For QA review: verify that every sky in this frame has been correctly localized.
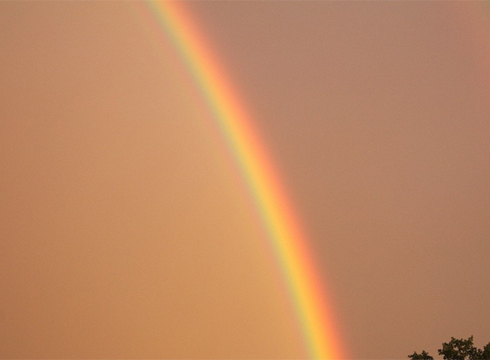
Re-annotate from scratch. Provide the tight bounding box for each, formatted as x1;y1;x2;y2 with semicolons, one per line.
1;1;490;359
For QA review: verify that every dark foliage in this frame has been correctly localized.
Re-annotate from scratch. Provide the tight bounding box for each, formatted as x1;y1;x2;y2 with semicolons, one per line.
409;336;490;360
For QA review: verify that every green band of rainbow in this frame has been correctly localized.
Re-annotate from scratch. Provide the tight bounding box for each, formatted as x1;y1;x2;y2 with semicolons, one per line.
144;2;345;358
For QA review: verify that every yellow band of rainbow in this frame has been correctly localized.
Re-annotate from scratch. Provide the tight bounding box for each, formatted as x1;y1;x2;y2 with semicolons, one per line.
145;2;345;358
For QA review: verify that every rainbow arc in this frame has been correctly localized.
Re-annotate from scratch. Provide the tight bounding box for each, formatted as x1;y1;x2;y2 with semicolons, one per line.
145;2;346;358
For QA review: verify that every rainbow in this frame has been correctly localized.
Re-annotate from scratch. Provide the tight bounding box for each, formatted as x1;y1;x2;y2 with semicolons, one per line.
143;1;345;358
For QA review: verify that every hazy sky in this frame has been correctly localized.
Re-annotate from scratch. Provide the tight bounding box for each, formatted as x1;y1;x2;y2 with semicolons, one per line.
1;1;489;359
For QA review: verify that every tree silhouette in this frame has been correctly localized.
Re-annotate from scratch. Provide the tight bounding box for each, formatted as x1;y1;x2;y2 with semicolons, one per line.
409;336;490;360
408;350;434;360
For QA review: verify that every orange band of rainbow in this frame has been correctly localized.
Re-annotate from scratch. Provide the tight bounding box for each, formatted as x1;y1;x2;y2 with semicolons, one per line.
144;2;345;358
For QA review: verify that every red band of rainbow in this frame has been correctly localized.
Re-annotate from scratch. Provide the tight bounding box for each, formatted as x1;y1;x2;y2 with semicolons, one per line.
144;2;346;358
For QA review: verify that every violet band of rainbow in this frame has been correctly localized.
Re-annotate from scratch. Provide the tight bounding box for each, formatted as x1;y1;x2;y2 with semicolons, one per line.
144;2;345;358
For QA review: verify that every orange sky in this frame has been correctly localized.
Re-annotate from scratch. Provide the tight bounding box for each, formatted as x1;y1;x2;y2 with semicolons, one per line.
1;1;490;359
